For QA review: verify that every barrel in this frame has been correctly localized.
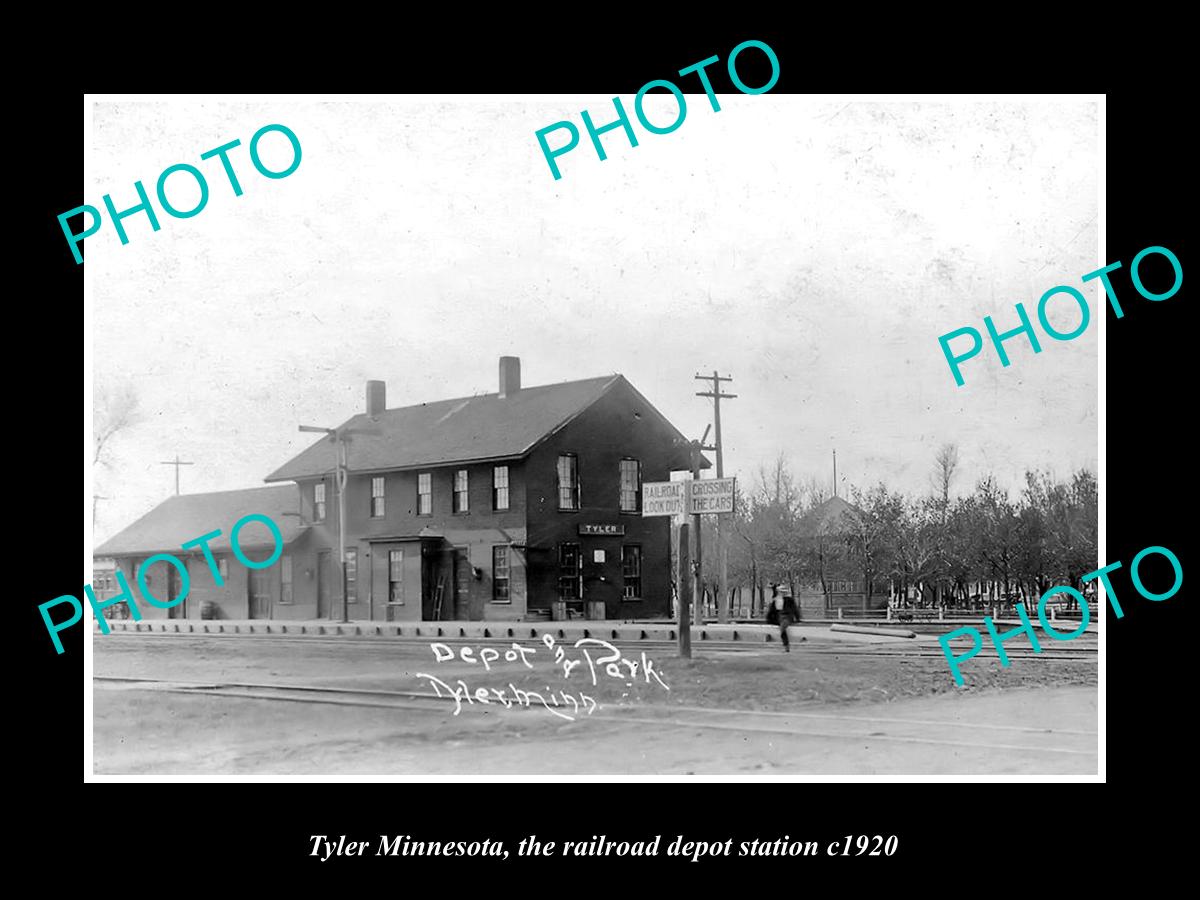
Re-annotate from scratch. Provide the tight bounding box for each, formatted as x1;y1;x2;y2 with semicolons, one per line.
200;600;218;620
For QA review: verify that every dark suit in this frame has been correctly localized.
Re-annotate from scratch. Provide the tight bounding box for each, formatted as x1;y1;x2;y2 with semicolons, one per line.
766;596;800;648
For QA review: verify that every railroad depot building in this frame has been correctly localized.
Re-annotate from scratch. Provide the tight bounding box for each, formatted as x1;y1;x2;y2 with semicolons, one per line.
96;358;698;622
93;485;309;621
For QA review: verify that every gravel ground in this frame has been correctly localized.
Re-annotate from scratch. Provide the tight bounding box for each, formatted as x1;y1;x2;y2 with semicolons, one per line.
92;634;1098;775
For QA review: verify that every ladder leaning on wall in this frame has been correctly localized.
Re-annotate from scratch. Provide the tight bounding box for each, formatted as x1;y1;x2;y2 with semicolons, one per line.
431;574;446;621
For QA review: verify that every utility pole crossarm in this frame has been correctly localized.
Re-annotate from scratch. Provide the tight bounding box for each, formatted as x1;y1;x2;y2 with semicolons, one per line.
693;370;736;624
159;454;195;495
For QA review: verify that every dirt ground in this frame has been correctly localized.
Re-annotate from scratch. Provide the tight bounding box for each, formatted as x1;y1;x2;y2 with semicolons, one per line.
92;632;1098;776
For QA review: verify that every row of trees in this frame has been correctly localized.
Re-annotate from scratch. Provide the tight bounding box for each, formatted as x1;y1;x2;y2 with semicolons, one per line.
688;444;1098;617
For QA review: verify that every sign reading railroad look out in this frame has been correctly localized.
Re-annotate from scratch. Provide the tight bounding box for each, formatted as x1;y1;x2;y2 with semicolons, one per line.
642;478;736;517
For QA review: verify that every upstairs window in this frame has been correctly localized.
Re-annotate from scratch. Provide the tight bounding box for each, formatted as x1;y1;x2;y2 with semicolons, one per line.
314;482;326;522
417;473;432;516
370;476;385;517
453;469;469;513
493;466;510;511
619;458;641;512
557;453;579;510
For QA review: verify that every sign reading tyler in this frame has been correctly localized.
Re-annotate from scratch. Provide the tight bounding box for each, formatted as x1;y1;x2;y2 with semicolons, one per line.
579;523;625;536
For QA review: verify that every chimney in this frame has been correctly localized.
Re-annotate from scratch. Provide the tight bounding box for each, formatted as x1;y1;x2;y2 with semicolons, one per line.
366;380;386;417
499;356;521;399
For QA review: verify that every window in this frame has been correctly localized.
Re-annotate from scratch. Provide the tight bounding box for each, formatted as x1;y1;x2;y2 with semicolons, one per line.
371;476;385;517
417;473;432;516
314;482;327;522
622;545;642;599
280;555;293;604
493;466;510;511
558;542;581;600
453;469;469;513
344;548;358;602
619;458;641;512
493;546;511;604
557;453;580;510
388;549;404;604
218;557;229;579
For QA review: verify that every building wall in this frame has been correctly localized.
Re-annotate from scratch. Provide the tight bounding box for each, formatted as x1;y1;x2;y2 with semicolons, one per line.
110;551;254;621
796;580;890;617
107;532;317;622
293;463;530;621
524;380;677;619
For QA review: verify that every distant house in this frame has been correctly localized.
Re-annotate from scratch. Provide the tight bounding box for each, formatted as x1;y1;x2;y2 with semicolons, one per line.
264;357;699;622
93;485;308;620
793;495;888;616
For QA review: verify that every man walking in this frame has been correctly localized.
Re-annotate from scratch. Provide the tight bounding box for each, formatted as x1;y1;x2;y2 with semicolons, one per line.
767;584;800;651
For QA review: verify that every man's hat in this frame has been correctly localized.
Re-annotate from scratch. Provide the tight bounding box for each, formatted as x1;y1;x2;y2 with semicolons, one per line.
779;585;793;597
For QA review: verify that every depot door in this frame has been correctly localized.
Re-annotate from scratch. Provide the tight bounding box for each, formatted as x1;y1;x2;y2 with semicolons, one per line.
167;563;186;619
248;569;271;619
317;550;331;618
453;547;479;620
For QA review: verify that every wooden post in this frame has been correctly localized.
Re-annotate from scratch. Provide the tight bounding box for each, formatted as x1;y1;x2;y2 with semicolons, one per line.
690;440;703;628
678;522;692;658
696;372;736;624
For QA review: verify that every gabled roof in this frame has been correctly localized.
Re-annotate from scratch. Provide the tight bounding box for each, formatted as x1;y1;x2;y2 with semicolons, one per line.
265;374;674;482
94;485;304;557
795;495;862;538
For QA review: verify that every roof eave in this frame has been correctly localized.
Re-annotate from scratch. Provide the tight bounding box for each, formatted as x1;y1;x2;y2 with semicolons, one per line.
264;452;530;484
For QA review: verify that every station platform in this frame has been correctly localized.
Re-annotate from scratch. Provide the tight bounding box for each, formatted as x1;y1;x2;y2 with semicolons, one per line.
93;617;929;645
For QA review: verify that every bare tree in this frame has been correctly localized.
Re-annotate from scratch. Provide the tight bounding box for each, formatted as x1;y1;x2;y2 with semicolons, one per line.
754;451;800;511
932;442;960;506
94;382;142;467
798;474;830;512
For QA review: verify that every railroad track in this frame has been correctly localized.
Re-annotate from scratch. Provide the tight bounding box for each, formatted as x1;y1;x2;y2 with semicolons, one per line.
94;675;1098;758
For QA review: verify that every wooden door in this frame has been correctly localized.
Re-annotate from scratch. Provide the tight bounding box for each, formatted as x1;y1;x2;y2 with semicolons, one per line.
248;569;271;619
167;563;186;619
317;550;331;618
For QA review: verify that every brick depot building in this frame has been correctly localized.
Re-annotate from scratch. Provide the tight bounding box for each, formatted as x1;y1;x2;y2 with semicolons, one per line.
96;358;699;622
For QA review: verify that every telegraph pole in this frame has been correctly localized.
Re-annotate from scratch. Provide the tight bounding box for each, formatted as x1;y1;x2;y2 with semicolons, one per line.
299;423;381;623
159;454;194;495
696;371;736;622
690;425;716;626
678;520;692;659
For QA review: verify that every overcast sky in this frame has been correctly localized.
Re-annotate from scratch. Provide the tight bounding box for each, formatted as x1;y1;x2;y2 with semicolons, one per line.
87;96;1099;542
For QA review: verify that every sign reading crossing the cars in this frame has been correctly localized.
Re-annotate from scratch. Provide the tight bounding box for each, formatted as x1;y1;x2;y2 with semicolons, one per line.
688;477;735;514
642;478;736;516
